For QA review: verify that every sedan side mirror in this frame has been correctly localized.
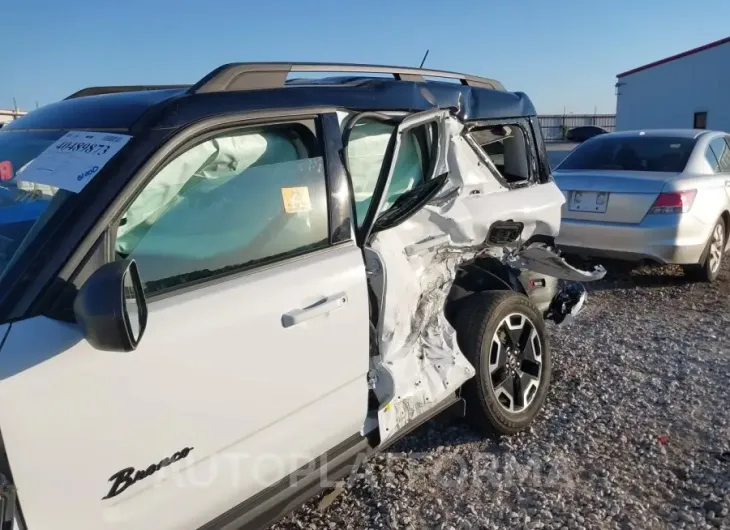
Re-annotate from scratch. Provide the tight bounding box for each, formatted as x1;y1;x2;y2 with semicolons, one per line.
73;259;148;352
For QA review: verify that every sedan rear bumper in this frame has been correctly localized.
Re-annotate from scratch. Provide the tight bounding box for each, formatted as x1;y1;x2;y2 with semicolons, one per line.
555;213;712;265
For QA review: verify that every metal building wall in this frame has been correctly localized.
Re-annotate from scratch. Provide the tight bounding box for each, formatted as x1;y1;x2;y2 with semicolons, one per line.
615;41;730;132
0;110;26;125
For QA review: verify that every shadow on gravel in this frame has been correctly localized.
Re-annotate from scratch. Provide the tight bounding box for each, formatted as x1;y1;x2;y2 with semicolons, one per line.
589;271;694;292
564;255;725;292
387;416;486;454
386;413;520;459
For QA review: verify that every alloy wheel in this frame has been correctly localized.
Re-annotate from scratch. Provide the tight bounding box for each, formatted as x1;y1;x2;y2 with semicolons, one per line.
708;222;725;274
488;313;542;414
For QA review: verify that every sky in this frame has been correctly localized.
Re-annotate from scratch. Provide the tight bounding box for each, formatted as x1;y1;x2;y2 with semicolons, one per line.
3;0;730;115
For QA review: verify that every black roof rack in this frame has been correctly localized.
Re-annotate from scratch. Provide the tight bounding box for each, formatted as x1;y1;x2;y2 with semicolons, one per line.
65;85;190;100
189;62;505;94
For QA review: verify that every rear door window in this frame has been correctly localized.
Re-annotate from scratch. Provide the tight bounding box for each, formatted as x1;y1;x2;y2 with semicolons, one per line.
343;109;449;240
345;117;429;228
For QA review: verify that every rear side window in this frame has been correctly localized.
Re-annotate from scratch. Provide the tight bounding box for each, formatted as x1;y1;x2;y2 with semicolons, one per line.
706;137;730;173
469;124;534;184
116;122;329;295
558;136;696;172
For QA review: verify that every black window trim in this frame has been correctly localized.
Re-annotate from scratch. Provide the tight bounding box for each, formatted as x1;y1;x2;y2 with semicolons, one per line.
132;243;355;304
340;111;402;240
35;107;353;314
528;116;553;183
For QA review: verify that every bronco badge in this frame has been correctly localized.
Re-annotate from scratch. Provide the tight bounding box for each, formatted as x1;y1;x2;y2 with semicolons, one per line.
102;446;194;500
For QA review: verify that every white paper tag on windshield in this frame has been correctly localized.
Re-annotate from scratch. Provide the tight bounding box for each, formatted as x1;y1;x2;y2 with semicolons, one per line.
16;131;132;193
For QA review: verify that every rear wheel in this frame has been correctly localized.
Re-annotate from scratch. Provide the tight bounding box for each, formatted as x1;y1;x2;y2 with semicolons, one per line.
685;217;725;282
455;291;552;436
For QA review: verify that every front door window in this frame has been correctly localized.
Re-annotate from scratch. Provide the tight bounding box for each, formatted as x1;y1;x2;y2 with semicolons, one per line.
116;124;329;295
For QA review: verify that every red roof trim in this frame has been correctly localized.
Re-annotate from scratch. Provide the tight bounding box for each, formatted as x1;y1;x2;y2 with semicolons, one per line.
616;36;730;78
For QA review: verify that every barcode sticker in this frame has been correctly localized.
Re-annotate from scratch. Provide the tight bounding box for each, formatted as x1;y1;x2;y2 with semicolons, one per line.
16;131;132;193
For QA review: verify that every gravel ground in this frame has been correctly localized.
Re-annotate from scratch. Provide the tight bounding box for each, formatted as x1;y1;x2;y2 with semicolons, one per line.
270;260;730;530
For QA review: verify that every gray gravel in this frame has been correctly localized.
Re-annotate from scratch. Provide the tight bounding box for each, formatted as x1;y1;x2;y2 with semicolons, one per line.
270;260;730;530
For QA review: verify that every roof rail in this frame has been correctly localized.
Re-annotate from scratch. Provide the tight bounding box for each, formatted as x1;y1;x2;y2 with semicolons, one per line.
189;62;505;94
65;85;190;100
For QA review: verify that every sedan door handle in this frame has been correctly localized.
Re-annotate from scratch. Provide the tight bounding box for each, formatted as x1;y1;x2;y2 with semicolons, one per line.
725;180;730;188
281;292;348;328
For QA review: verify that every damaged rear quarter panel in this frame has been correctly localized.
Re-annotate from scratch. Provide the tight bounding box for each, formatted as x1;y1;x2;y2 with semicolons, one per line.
507;243;607;282
366;115;575;443
364;111;605;444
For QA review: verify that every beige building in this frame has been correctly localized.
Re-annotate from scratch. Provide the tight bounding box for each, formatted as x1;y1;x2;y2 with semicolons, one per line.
0;109;27;126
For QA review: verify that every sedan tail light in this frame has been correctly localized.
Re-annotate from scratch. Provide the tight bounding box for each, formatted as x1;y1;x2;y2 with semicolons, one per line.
649;190;697;214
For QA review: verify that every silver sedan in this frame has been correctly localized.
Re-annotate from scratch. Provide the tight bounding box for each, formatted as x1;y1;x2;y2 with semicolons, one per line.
553;129;730;281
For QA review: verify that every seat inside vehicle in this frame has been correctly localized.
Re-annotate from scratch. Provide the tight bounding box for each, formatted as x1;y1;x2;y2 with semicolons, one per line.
471;125;530;184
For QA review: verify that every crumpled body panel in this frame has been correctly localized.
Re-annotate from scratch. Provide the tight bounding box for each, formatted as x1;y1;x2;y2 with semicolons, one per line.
368;229;476;438
506;242;606;281
368;116;600;442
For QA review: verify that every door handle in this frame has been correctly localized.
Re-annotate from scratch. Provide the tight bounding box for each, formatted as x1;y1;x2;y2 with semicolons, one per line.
725;180;730;188
281;292;348;328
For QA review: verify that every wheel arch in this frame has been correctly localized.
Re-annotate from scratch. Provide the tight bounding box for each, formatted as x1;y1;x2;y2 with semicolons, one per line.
445;256;526;321
721;210;730;247
698;212;730;265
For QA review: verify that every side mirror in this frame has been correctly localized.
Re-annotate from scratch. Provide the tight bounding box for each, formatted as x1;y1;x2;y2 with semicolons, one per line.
73;259;148;352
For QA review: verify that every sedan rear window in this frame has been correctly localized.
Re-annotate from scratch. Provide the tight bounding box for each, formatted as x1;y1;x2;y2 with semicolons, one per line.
558;136;696;172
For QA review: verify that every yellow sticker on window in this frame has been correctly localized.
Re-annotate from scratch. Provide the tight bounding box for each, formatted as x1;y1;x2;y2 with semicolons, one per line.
281;186;312;213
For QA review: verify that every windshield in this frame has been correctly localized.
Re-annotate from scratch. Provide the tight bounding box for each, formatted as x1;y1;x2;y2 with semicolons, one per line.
0;131;73;276
557;135;696;172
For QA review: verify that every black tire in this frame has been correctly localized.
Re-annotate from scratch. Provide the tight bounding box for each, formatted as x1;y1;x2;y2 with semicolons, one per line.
454;291;552;436
684;217;726;283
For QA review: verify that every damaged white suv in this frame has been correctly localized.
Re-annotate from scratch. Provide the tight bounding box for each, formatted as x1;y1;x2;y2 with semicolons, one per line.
0;63;604;530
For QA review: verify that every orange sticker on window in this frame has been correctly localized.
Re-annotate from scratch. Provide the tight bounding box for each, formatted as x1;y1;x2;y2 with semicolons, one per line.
281;186;312;214
0;161;13;181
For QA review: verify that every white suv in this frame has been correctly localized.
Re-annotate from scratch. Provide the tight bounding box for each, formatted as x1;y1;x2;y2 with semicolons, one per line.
0;63;604;530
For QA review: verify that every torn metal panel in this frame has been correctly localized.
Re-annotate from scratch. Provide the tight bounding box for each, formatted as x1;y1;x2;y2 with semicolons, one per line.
506;242;606;281
368;228;476;441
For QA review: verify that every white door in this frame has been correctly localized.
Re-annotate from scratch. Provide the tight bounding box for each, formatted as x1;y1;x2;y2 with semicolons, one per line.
0;120;370;529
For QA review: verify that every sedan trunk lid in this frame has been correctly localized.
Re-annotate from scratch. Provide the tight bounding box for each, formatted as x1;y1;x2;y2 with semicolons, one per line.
553;169;680;224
